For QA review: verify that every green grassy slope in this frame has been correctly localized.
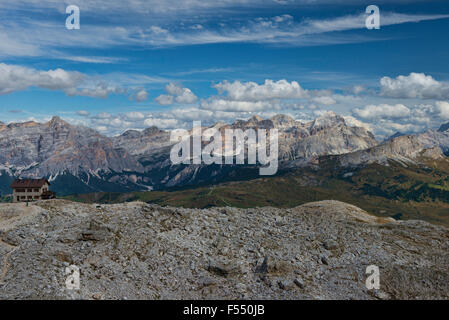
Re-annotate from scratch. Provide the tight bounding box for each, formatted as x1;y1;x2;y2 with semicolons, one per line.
65;159;449;227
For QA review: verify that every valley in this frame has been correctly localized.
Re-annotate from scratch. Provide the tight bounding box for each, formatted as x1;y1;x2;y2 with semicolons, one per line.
67;159;449;227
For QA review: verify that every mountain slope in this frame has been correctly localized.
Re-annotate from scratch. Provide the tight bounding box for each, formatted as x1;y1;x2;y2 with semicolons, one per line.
0;117;147;195
0;116;142;175
336;128;449;167
109;112;378;189
66;159;449;227
4;112;449;197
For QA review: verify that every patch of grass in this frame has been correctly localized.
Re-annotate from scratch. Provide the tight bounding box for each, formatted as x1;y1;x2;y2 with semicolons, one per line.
64;160;449;227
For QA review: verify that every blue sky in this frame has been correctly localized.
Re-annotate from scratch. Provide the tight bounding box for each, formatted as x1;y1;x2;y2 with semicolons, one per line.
1;0;449;138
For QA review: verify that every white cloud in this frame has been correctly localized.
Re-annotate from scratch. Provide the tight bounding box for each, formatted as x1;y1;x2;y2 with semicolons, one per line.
127;12;449;48
149;26;169;34
76;110;90;117
134;89;148;102
144;117;179;129
167;83;197;104
380;73;449;99
155;83;197;105
190;24;204;30
0;32;41;57
0;63;124;98
353;104;411;120
352;85;365;95
213;79;306;101
155;94;174;105
200;98;281;112
311;96;336;105
62;56;127;64
436;101;449;119
347;100;449;137
373;120;424;137
94;112;112;119
1;4;448;60
65;84;124;99
0;63;84;95
125;112;145;120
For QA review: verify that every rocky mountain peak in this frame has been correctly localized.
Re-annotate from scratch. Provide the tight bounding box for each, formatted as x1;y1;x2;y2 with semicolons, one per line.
0;116;143;182
230;115;273;130
47;116;70;129
270;114;296;127
143;126;165;136
309;111;346;134
7;120;38;129
249;114;263;122
0;112;381;193
121;129;141;138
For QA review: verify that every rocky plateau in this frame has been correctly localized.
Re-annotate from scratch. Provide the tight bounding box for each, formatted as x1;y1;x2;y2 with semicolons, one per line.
0;199;448;300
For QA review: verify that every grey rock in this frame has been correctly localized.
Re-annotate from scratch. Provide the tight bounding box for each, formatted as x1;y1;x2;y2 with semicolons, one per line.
320;255;329;265
294;278;305;289
323;240;338;250
0;199;448;300
278;280;295;291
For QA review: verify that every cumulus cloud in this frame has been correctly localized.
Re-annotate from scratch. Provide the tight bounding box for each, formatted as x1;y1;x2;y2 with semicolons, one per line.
311;96;336;105
76;110;90;117
0;63;123;98
155;83;197;105
0;63;83;95
133;89;148;102
373;120;424;137
206;79;337;113
352;85;365;95
125;112;145;120
436;101;449;119
347;100;449;138
213;79;307;101
144;117;179;129
200;99;281;112
93;112;112;119
167;83;197;104
155;94;174;105
353;104;411;120
380;73;449;99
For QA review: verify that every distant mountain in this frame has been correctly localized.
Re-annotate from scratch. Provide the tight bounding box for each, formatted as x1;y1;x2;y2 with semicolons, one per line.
332;128;449;168
0;116;147;195
110;111;378;189
2;111;439;196
226;112;378;162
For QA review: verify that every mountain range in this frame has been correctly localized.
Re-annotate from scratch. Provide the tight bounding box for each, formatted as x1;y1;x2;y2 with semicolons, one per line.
1;111;449;198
